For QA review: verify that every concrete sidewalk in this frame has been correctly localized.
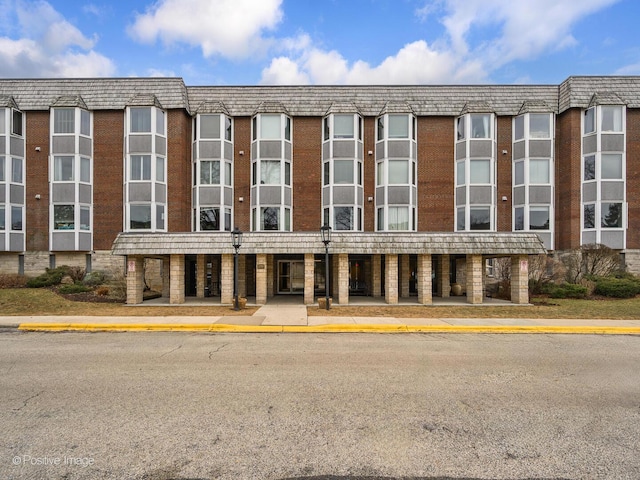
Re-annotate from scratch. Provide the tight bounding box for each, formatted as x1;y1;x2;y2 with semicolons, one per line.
1;303;640;334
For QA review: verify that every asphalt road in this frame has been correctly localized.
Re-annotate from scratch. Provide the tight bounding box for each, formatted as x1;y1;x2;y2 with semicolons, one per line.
1;331;639;480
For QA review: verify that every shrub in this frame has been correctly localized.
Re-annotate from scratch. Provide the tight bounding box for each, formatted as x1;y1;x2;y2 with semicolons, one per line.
26;267;67;288
83;271;107;287
547;283;588;299
593;277;640;298
58;284;92;294
95;286;109;296
0;274;28;288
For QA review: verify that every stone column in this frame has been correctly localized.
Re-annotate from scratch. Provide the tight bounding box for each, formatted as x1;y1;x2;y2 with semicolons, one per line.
372;254;382;297
332;254;339;301
304;253;315;305
255;253;267;305
220;254;234;305
266;255;274;298
417;254;433;305
169;254;185;304
126;256;145;305
385;254;398;304
238;254;246;298
337;253;349;305
466;254;483;304
438;254;450;298
162;256;170;299
511;255;529;304
196;254;205;298
400;254;410;298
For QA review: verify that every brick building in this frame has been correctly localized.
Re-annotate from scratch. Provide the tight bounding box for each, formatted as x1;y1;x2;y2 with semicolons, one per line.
1;76;638;305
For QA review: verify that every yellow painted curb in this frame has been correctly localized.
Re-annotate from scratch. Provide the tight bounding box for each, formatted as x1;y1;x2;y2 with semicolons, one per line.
16;323;640;335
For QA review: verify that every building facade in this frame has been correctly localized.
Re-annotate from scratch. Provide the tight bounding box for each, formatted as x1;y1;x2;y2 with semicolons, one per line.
1;76;639;305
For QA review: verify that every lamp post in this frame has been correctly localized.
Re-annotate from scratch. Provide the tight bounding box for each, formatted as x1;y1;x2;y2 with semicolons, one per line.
231;227;243;311
320;223;332;310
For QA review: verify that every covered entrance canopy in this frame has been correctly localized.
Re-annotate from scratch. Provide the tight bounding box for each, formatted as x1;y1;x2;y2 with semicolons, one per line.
112;232;546;305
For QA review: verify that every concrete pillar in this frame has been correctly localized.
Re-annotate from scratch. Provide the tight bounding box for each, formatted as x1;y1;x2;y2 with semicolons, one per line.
385;254;398;304
511;255;530;304
400;254;410;298
417;254;433;305
238;254;246;298
221;254;234;305
337;253;349;305
162;256;170;299
466;254;483;304
304;253;315;305
196;254;205;298
255;253;267;305
438;254;450;298
169;254;185;304
372;254;382;297
126;256;145;305
266;255;274;298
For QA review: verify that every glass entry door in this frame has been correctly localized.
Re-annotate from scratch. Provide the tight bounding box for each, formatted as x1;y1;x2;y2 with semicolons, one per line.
278;260;305;294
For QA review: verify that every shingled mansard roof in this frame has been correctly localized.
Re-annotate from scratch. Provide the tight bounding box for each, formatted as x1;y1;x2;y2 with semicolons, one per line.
112;232;546;257
0;76;639;117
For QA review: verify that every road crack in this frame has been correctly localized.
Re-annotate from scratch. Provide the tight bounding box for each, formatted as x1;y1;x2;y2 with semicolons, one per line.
160;344;182;357
208;343;229;359
13;390;44;412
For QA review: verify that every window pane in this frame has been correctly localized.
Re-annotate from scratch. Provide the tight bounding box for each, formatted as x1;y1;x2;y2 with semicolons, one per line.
208;208;223;232
54;156;74;181
376;162;384;185
456;117;465;141
377;208;384;230
54;205;75;230
130;108;151;133
156;110;165;135
334;160;353;184
80;206;90;230
200;115;220;139
388;115;409;138
334;206;353;230
156;157;165;183
261;161;280;184
224;162;232;186
261;207;279;230
285;162;290;185
334;115;354;139
529;159;549;184
601;154;622;179
12;157;22;183
323;162;329;185
0;206;4;230
514;161;524;185
225;116;232;141
584;155;595;181
260;115;281;139
377;117;384;141
388;206;409;230
456;207;465;230
471;114;490;138
11;206;22;230
601;106;622;132
224;208;231;231
323;117;329;141
470;207;490;230
80;157;90;183
284;116;291;141
529;206;549;230
156;204;164;230
80;110;90;136
514;115;524;141
130;205;151;229
514;207;524;231
0;108;5;134
584;108;595;134
456;161;465;186
0;156;4;182
530;114;550;138
54;108;75;134
12;110;22;136
470;159;490;184
601;203;622;228
131;155;151;180
388;160;409;184
200;161;219;184
583;204;595;229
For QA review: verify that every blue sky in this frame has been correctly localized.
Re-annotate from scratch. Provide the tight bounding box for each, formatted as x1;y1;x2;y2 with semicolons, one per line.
0;0;638;85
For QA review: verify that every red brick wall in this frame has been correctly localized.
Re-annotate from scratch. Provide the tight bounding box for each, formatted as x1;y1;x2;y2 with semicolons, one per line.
93;110;124;250
233;117;251;231
167;109;191;232
292;117;321;231
496;116;512;231
25;111;50;251
418;116;454;231
363;117;376;231
627;109;640;249
555;109;582;250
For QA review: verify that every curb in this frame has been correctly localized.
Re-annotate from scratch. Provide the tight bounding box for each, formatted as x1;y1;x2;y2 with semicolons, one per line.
16;323;640;335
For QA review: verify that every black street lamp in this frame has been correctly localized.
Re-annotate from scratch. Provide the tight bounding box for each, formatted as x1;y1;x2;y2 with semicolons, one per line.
320;223;332;310
231;227;243;311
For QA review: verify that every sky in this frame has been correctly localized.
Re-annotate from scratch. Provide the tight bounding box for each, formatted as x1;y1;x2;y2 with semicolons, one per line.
0;0;638;86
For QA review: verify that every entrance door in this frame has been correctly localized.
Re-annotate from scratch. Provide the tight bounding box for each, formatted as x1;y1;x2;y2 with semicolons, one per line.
278;260;305;294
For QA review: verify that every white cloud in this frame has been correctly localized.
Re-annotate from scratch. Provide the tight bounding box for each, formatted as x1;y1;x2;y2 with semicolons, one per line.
128;0;284;59
0;1;115;77
615;63;640;75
